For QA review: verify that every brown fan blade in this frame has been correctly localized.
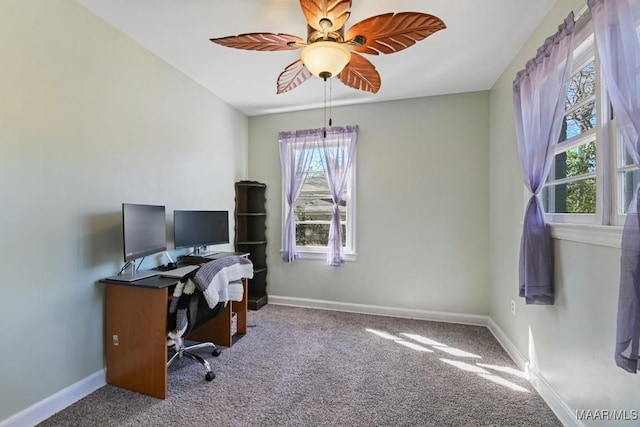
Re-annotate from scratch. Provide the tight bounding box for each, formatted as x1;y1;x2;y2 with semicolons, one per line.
299;0;352;33
210;33;304;51
277;60;313;94
346;12;446;55
337;52;381;94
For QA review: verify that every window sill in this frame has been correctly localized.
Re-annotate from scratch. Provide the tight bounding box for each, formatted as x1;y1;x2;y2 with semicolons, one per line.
280;249;357;262
547;222;622;248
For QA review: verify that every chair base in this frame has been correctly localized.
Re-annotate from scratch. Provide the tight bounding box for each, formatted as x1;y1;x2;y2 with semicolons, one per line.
168;340;221;381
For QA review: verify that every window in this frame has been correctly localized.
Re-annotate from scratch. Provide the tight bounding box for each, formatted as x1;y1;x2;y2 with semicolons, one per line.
540;15;628;247
542;23;602;224
281;132;357;261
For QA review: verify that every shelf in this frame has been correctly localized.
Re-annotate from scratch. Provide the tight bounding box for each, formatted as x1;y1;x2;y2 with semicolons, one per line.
236;181;266;188
235;180;268;310
248;295;268;310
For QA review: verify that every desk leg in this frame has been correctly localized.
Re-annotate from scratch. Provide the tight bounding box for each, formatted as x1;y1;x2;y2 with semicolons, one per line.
105;285;168;399
234;278;248;334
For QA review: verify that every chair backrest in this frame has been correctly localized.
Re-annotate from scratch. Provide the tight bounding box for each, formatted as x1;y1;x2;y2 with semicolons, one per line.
167;288;225;335
187;291;225;334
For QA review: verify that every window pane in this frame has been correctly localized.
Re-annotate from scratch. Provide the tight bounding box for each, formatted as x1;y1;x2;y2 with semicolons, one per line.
560;101;596;142
296;170;347;223
547;141;596;182
542;177;596;213
622;147;636;167
559;60;596;143
294;198;346;222
296;223;346;246
299;172;347;199
621;169;640;213
566;61;595;108
300;171;329;196
294;169;347;247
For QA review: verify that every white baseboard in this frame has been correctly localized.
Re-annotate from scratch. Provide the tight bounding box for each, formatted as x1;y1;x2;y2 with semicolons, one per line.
487;317;530;371
268;295;490;326
0;370;105;427
529;370;583;427
487;318;582;427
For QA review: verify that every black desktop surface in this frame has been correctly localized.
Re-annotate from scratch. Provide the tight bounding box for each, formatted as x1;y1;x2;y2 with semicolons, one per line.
99;274;179;289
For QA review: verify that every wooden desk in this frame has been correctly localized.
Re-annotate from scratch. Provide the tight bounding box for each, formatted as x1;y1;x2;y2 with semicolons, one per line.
101;259;248;399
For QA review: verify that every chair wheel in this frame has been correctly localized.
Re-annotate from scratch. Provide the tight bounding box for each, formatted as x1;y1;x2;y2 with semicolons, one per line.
205;372;215;381
212;348;222;357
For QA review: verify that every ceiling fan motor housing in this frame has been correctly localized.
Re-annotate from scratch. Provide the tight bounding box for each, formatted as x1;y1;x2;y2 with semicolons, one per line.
306;24;345;44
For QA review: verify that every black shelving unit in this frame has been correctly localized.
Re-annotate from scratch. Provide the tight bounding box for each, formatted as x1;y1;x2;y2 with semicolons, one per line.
234;181;268;310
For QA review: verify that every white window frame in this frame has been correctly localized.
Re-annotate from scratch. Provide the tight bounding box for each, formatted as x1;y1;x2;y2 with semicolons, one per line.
280;139;357;261
544;20;602;225
536;13;626;248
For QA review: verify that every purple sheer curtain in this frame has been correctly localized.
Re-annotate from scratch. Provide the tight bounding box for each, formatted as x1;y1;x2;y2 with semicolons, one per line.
318;125;358;266
278;129;319;262
589;0;640;373
513;13;575;305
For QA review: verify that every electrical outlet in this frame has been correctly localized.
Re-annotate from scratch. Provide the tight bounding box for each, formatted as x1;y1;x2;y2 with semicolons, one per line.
510;300;516;315
112;335;119;346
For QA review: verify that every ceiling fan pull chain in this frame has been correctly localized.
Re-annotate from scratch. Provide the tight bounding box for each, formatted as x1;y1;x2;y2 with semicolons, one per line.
329;77;333;127
323;77;327;139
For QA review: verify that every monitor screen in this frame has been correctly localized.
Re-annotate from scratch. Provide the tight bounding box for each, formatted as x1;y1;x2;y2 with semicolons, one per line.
173;210;229;250
122;203;167;262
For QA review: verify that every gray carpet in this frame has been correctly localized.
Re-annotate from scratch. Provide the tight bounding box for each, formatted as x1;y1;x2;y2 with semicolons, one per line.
39;304;560;426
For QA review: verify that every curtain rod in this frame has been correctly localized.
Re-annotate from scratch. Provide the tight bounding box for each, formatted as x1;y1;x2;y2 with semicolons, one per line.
574;4;591;33
575;4;590;21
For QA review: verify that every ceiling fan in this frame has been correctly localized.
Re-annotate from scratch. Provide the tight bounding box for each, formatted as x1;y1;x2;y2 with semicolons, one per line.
210;0;446;95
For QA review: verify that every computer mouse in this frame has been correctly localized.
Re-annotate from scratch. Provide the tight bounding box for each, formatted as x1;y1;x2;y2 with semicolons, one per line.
167;262;177;269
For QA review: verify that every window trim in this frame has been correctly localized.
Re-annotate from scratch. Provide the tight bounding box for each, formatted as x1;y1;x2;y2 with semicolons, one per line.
548;222;622;248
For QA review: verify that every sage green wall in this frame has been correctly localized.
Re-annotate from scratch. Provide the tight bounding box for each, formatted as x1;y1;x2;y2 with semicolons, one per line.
248;92;490;315
0;0;247;420
489;0;640;421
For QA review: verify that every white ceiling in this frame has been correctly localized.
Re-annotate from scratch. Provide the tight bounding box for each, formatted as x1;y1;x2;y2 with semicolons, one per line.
77;0;557;116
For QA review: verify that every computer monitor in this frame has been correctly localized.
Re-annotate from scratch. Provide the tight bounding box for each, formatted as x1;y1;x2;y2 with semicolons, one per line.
173;210;229;251
122;203;167;262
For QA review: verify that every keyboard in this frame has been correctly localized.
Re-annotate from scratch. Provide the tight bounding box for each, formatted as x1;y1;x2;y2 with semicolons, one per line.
160;265;200;278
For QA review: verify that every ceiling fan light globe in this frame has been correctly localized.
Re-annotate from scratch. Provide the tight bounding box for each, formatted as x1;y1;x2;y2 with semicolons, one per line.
301;41;351;78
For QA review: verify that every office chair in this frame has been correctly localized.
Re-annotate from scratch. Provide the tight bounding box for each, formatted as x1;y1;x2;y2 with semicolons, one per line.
167;278;225;381
167;257;251;381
